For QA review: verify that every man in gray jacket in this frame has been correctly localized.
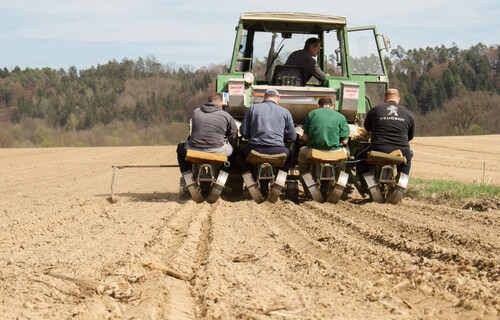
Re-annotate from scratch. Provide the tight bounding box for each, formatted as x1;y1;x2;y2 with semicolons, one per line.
239;89;296;175
177;93;238;173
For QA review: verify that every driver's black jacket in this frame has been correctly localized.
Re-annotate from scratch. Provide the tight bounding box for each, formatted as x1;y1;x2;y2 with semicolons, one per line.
285;49;325;82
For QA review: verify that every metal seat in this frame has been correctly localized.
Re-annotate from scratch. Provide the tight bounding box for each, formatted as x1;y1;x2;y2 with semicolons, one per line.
271;65;304;86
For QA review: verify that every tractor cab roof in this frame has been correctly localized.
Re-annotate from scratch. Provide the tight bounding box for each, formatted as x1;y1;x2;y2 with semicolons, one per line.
239;12;346;33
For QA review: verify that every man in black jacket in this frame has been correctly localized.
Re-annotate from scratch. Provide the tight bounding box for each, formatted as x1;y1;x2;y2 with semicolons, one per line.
285;37;326;83
356;88;415;178
177;93;238;173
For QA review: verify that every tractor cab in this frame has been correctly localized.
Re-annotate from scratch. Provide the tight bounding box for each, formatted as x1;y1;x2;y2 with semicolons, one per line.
217;12;390;125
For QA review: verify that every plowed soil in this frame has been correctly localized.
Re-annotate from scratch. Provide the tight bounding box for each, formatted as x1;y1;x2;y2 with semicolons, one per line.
1;135;499;319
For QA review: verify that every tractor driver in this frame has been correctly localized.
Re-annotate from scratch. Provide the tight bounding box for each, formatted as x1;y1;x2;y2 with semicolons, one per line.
239;88;296;177
298;97;350;174
355;88;415;184
176;92;238;173
285;37;327;83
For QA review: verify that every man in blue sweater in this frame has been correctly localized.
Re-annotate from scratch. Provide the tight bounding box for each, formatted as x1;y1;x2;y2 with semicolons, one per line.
239;89;296;175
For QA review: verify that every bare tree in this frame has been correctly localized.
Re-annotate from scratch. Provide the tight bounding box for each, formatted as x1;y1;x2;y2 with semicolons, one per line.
443;92;488;134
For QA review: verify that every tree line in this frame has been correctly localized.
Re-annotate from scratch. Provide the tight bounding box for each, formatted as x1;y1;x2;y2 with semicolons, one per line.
0;44;499;147
0;56;219;129
385;43;499;135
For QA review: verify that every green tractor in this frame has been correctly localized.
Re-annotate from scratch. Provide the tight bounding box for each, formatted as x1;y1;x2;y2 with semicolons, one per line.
217;12;391;202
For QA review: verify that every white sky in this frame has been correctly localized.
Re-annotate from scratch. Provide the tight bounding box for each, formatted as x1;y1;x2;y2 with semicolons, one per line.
0;0;498;70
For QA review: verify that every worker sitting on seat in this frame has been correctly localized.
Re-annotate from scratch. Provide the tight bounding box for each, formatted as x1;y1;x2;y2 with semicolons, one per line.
177;92;238;173
239;89;296;177
355;88;415;180
298;98;350;174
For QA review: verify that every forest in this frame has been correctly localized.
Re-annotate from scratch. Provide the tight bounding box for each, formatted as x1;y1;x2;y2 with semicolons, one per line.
0;43;499;147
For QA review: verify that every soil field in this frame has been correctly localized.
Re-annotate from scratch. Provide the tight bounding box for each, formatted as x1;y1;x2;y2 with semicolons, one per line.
0;135;499;319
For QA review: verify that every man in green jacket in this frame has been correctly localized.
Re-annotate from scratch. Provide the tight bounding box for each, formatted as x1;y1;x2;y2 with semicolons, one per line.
298;97;350;174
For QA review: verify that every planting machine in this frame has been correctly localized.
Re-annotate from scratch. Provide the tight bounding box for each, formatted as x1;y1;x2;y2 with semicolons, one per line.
216;12;400;202
111;12;410;204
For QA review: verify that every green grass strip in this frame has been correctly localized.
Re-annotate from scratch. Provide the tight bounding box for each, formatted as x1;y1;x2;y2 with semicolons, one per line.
408;178;500;200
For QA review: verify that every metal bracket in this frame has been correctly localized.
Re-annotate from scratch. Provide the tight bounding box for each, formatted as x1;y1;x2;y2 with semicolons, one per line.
111;166;117;202
183;170;203;203
302;172;324;202
207;171;229;203
326;171;349;204
362;172;384;203
268;170;287;203
385;173;409;204
242;171;265;203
